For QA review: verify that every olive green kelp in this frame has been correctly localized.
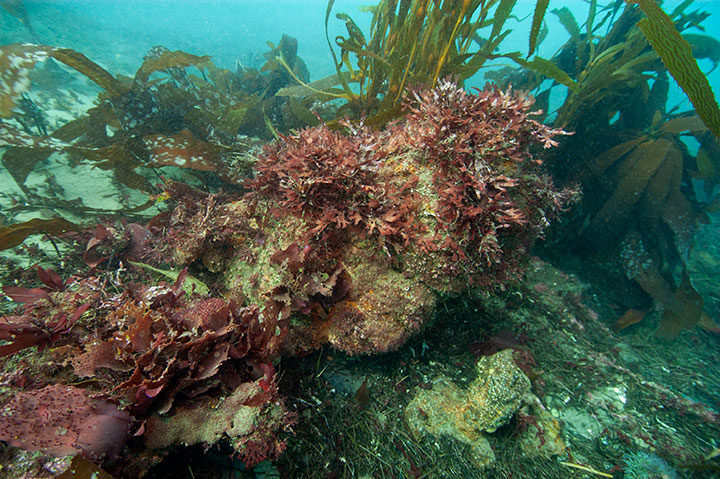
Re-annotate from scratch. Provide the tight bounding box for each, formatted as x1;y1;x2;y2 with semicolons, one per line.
629;0;720;136
490;0;720;338
290;0;518;125
0;37;320;250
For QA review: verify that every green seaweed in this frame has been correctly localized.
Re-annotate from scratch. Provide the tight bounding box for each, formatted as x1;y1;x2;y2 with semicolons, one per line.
128;261;210;296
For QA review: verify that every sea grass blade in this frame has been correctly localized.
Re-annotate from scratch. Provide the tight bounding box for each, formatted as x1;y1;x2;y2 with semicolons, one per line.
432;0;471;86
628;0;720;137
524;56;577;90
275;56;349;99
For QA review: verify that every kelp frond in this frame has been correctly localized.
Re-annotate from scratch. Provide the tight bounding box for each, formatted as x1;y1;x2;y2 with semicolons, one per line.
582;114;711;338
0;217;78;252
528;0;550;56
488;1;718;339
324;0;517;122
0;43;129;119
628;0;720;137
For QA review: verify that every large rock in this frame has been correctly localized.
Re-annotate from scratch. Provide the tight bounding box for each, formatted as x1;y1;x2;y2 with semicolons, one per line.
168;82;574;355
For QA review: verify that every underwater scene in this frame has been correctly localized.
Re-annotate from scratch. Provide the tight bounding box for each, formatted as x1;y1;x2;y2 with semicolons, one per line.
2;0;720;477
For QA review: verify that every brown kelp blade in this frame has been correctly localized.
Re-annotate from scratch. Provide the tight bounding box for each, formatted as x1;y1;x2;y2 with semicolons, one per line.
613;309;647;331
0;44;126;118
655;273;704;339
0;217;79;251
133;49;210;86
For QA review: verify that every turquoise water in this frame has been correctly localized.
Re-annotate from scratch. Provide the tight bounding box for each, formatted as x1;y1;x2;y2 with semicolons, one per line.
3;1;719;100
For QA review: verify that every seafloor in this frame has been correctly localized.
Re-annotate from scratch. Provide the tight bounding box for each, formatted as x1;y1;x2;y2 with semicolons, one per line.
1;76;720;479
2;234;720;478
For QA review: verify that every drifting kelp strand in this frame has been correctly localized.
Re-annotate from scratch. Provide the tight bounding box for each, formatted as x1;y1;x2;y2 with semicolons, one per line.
0;217;78;251
50;47;126;95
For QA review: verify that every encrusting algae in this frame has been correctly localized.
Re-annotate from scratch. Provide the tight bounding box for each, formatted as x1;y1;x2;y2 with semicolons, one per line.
405;349;565;467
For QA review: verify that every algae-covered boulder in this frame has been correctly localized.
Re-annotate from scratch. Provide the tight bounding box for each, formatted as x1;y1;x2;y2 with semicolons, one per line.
167;81;575;355
0;269;293;473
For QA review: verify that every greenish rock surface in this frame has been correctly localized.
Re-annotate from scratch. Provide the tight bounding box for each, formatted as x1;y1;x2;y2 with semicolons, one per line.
404;349;533;466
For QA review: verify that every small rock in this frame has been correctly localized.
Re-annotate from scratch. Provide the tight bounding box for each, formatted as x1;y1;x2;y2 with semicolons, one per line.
404;349;533;466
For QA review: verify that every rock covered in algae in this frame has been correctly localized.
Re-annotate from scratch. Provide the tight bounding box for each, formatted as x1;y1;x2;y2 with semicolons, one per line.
165;81;574;355
404;349;533;466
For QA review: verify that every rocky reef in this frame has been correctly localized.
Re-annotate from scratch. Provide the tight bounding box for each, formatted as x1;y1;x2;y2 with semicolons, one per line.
405;349;564;467
0;82;573;475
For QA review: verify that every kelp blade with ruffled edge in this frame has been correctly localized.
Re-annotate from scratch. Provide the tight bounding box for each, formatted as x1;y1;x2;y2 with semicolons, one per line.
628;0;720;137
